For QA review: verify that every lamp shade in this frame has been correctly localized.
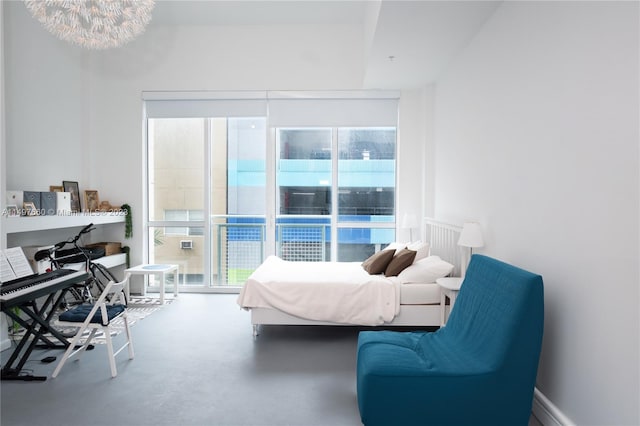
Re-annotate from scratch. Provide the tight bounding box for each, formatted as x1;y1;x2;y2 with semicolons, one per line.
458;222;484;248
401;213;418;229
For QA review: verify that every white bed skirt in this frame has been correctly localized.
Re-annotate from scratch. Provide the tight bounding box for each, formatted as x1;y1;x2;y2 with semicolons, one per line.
249;303;448;336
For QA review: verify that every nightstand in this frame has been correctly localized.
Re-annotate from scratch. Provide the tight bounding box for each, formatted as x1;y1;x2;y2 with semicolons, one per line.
436;277;463;325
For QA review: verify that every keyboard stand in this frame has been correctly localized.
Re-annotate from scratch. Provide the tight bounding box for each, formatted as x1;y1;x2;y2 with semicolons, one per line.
1;289;72;381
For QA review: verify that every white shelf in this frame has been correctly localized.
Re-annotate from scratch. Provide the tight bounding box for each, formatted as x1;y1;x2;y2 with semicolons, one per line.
94;253;127;269
64;253;127;270
3;212;125;234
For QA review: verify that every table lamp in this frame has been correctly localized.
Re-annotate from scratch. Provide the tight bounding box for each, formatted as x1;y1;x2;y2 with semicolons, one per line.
458;222;484;276
401;213;418;242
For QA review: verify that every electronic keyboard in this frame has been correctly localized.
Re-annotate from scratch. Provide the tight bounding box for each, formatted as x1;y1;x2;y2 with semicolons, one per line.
0;269;87;307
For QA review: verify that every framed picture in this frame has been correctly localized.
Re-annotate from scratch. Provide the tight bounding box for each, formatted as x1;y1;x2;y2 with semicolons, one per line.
49;185;64;192
63;181;81;212
84;190;100;212
23;201;39;216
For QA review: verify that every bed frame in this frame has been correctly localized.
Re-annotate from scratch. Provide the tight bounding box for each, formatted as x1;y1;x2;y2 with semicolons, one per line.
250;218;463;336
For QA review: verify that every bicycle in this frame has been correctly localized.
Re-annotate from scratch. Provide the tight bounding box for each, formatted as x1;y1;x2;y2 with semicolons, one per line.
34;223;122;310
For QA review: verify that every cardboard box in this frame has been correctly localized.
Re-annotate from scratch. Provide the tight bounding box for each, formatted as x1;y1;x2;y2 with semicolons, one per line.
85;242;121;256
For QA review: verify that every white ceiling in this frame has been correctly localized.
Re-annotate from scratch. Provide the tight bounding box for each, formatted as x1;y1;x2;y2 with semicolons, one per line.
150;0;502;89
151;0;369;25
364;1;501;88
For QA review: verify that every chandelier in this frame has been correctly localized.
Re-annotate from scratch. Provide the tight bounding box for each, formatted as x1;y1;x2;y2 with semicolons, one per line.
23;0;156;50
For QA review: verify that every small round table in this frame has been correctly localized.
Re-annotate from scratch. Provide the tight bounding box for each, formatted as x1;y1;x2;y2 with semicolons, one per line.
436;277;463;326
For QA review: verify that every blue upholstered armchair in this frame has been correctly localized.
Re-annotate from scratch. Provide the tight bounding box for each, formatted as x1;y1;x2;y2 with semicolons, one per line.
356;255;544;425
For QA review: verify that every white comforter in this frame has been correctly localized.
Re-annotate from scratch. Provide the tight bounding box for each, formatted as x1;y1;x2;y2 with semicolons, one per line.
236;255;400;326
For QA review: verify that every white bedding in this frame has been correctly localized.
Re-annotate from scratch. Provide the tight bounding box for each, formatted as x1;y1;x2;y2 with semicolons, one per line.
237;255;399;326
399;283;441;305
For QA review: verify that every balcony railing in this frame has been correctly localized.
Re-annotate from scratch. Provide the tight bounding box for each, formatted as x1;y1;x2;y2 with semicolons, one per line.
212;215;394;286
214;218;330;285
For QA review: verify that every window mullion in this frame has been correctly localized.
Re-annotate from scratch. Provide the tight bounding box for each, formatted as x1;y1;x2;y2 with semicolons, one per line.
203;118;212;287
330;127;339;260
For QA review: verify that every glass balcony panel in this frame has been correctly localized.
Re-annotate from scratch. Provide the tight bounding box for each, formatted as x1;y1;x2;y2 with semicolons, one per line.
276;216;330;262
213;216;265;286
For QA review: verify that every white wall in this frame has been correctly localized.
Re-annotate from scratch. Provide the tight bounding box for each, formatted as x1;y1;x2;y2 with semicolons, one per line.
397;88;430;241
0;0;10;352
432;2;639;424
4;4;87;191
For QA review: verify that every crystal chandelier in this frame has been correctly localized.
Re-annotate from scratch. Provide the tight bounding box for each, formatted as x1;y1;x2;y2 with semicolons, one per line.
23;0;156;50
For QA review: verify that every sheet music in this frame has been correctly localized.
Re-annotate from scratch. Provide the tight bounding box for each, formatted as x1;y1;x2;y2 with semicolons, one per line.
1;247;34;283
0;252;17;282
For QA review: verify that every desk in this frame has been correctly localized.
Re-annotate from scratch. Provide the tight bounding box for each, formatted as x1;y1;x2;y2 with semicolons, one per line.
436;277;463;326
124;264;179;305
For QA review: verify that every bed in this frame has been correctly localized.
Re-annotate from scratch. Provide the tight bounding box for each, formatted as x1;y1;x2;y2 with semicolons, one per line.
237;218;464;336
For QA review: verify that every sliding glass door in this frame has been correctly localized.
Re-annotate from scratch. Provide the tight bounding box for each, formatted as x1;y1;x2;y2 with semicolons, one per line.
145;91;398;290
214;117;266;285
147;118;207;288
147;116;267;288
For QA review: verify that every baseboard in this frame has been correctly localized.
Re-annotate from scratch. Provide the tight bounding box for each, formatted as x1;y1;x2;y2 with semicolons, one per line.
532;387;575;426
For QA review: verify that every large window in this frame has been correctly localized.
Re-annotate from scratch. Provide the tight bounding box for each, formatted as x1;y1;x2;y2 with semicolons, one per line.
276;127;396;262
144;91;398;290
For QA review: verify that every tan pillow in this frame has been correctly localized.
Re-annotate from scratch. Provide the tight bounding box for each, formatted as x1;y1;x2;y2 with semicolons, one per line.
384;248;417;277
362;249;396;275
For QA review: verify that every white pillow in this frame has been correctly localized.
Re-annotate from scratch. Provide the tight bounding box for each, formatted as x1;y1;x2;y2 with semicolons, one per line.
397;255;454;284
407;241;430;262
382;242;407;256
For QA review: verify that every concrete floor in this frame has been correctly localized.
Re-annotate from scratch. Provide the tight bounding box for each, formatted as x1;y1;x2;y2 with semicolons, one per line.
1;293;542;426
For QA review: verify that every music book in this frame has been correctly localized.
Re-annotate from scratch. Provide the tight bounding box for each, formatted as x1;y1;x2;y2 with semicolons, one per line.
1;248;35;283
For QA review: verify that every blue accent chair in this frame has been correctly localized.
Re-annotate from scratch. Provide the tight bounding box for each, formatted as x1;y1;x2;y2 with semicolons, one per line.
356;255;544;425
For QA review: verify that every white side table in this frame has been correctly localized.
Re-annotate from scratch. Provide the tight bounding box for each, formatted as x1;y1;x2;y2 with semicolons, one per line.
124;264;179;305
437;277;463;326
